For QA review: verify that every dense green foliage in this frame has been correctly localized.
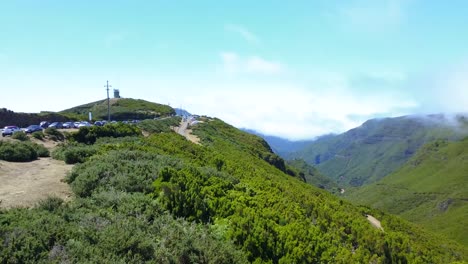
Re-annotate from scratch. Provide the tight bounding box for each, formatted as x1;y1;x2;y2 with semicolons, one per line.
0;141;37;162
0;193;247;263
52;143;99;164
137;116;182;133
289;115;468;186
287;159;340;194
345;137;468;246
60;98;175;121
68;123;141;144
11;131;29;141
1;117;466;263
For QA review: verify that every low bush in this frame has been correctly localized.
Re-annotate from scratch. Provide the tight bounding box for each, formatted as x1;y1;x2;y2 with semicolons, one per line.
37;196;64;212
66;150;182;197
52;143;98;164
12;131;29;141
31;143;50;157
137;116;181;134
31;131;44;140
0;141;37;162
44;127;65;141
69;123;141;144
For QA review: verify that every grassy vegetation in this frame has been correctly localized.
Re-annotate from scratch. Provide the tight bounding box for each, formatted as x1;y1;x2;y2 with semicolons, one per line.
60;98;175;121
290;115;468;187
1;117;466;262
345;137;468;246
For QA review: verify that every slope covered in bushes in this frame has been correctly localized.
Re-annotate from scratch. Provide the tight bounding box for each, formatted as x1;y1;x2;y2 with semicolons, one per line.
1;121;466;263
345;137;468;246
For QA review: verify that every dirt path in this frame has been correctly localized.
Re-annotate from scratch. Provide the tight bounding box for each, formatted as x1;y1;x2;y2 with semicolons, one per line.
366;215;384;231
175;119;201;145
0;158;73;208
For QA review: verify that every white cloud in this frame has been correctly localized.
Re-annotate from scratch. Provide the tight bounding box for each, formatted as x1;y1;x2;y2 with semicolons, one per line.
174;74;417;140
225;24;260;45
220;52;284;75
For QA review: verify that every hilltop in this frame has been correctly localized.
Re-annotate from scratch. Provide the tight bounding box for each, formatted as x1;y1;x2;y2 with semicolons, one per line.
345;137;468;246
0;108;72;128
0;114;466;263
289;114;468;187
60;98;175;121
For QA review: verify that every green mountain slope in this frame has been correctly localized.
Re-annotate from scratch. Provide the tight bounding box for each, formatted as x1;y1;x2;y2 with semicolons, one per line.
345;138;468;246
286;159;341;194
60;98;175;120
1;117;466;263
289;114;468;186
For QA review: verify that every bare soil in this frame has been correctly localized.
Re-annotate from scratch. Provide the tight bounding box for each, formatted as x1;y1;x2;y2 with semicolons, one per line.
175;119;201;145
0;158;73;208
0;135;73;209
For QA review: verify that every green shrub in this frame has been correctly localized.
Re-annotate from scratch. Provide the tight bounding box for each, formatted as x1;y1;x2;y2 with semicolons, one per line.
12;131;29;141
66;150;182;197
137;117;181;134
30;143;50;157
0;141;37;162
37;196;64;212
69;123;141;144
44;127;65;141
63;147;98;164
31;131;44;140
52;143;98;164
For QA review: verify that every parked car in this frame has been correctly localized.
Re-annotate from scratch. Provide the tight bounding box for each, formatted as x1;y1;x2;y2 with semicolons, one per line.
94;121;103;126
74;121;81;128
2;126;21;137
62;122;74;129
78;121;91;128
24;125;43;134
39;121;50;128
48;122;63;129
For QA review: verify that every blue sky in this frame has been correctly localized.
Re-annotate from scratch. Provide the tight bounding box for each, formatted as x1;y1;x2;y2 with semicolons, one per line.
1;0;467;139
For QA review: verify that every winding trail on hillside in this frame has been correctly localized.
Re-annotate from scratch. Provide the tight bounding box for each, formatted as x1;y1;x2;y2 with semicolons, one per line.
175;119;201;145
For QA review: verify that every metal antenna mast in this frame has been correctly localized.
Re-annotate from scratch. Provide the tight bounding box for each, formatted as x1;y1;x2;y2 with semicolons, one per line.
105;80;112;121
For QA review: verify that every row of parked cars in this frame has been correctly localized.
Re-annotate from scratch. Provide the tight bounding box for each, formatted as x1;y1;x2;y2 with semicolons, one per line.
2;120;141;137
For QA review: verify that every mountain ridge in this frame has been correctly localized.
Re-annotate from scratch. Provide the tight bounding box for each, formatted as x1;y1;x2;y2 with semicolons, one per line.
289;114;468;187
